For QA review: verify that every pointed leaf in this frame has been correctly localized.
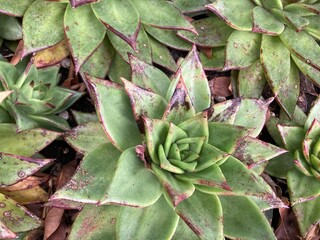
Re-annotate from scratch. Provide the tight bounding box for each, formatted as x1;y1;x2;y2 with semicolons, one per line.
87;76;142;151
91;0;140;49
108;52;131;84
129;54;171;98
279;27;320;71
207;0;255;31
100;147;162;206
132;0;196;34
0;193;42;233
278;125;306;153
224;30;261;70
0;0;35;17
171;219;199;240
64;4;106;73
69;205;119;240
0;123;61;156
0;153;53;187
219;195;277;240
22;0;66;56
65;121;109;155
117;196;179;240
123;78;167;121
177;15;234;48
266;152;295;179
199;47;225;70
0;221;16;239
152;164;195;207
271;9;309;31
0;15;22;40
261;0;283;10
305;97;320;129
175;191;224;239
0;91;12;104
252;6;284;35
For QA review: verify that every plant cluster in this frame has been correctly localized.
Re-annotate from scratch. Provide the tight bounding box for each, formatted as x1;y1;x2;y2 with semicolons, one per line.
0;0;319;239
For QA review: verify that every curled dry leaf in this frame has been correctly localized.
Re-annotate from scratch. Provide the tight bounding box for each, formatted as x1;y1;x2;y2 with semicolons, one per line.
210;76;232;97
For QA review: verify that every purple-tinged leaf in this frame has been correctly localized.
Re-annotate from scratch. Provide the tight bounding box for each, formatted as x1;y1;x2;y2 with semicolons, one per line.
206;0;255;31
87;75;142;151
252;6;284;35
0;221;16;239
69;0;98;8
175;191;224;239
92;0;140;49
117;196;179;240
152;164;195;207
0;0;35;17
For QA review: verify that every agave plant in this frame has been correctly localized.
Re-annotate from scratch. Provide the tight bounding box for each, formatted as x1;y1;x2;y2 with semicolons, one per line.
177;0;320;117
266;97;320;237
10;0;197;80
0;122;60;239
50;48;286;239
0;61;82;131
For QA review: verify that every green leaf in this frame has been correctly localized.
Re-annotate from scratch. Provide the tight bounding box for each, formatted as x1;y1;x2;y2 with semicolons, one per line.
220;156;284;207
292;196;320;237
288;168;320;205
252;6;284;35
277;125;306;153
132;0;196;34
0;15;22;40
71;110;98;125
233;136;287;171
0;193;42;233
305;96;320;129
199;47;225;70
0;153;52;187
0;0;35;16
129;54;171;98
261;0;283;10
175;191;224;240
108;52;131;84
22;0;66;56
69;205;119;240
88;76;142;151
172;0;210;14
167;46;211;113
305;15;320;40
237;60;267;98
152;164;195;207
266;152;295;179
177;15;234;48
271;9;309;31
107;28;152;64
143;25;192;51
224;30;261;70
219;195;277;240
122;79;167;120
171;219;200;240
178;112;209;140
279;27;320;71
65;121;109;155
117;196;179;240
0;123;60;156
64;4;106;73
91;0;140;49
261;35;291;98
207;0;255;31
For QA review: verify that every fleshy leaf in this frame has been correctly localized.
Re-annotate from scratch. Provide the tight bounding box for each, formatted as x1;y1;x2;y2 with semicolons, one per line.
22;0;66;56
117;196;179;240
292;54;320;87
0;123;61;156
108;52;131;84
171;219;199;240
64;4;106;73
271;9;309;31
279;27;320;71
129;54;171;98
0;193;42;233
252;6;284;35
305;97;320;129
0;153;53;187
0;221;16;239
266;152;295;179
277;125;306;153
219;195;277;240
167;46;211;113
224;30;261;70
0;15;22;40
206;0;255;31
200;47;225;70
152;164;195;207
87;76;142;151
175;191;224;239
69;0;98;8
65;121;109;155
0;91;12;104
0;0;35;17
68;205;119;240
91;0;140;49
261;0;283;10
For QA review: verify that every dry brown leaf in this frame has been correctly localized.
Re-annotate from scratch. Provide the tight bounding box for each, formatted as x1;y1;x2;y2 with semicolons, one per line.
44;208;65;240
304;223;320;240
56;160;78;190
47;217;68;240
32;40;70;68
2;175;49;192
275;199;301;240
10;40;23;65
0;186;48;204
199;47;212;58
211;76;232;97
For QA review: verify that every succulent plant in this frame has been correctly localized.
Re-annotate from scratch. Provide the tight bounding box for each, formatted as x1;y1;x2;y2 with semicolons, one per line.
177;0;320;117
51;48;285;239
0;61;82;131
11;0;197;80
266;97;320;237
0;123;60;238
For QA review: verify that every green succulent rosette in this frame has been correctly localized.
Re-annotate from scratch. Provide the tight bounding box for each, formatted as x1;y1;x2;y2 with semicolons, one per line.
0;61;82;131
177;0;320;118
267;97;320;237
51;48;285;239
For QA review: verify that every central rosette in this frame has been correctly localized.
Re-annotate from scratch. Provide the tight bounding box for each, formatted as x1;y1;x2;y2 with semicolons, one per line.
157;123;204;174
